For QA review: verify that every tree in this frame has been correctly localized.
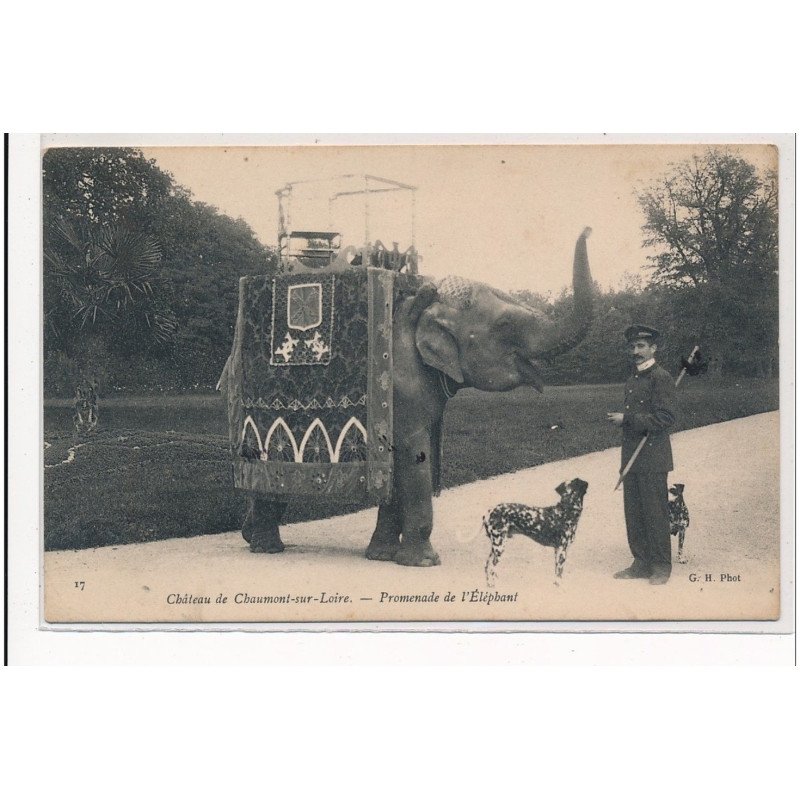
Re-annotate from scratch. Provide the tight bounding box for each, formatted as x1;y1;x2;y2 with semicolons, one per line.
44;218;177;363
43;148;181;365
509;288;554;315
43;147;177;231
42;147;278;393
152;198;279;385
637;148;778;376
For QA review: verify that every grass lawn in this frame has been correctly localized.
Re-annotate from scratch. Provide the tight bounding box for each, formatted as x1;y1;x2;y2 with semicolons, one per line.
44;378;778;550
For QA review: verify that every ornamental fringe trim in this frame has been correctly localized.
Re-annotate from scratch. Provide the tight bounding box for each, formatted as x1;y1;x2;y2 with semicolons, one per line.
241;394;367;411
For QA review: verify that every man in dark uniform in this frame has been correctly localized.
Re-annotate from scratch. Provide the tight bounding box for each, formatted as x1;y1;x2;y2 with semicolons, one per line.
607;324;677;585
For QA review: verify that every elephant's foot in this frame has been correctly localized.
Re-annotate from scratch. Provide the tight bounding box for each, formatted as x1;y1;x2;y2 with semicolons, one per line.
394;539;441;567
367;503;402;561
365;535;400;561
242;518;285;554
250;537;285;554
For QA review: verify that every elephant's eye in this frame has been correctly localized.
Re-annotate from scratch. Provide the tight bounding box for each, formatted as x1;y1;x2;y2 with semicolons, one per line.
493;316;517;341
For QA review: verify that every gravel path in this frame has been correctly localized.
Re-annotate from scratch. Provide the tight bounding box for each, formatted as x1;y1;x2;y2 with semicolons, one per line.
45;412;781;624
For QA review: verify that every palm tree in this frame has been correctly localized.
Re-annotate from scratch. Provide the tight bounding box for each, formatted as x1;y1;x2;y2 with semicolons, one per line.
44;218;177;382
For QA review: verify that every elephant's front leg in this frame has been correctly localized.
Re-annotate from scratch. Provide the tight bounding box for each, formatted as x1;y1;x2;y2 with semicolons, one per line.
393;429;441;567
365;496;403;561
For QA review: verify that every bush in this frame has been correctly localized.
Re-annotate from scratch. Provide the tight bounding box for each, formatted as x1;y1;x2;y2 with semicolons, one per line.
43;338;115;398
43;352;82;397
43;345;200;396
109;354;185;393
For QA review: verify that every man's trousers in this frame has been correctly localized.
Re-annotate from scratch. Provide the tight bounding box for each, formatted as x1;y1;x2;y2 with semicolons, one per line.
623;472;671;571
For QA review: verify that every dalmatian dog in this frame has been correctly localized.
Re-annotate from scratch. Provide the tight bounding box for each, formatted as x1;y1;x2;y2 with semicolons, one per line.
668;483;690;564
483;478;589;587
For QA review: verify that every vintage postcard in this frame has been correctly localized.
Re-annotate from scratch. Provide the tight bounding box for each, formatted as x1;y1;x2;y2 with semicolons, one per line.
37;136;791;626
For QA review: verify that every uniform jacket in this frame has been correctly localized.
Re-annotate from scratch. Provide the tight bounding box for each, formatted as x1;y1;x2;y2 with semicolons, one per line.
621;362;677;472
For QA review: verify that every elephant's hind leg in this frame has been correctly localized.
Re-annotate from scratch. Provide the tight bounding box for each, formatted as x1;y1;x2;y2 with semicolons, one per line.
242;493;287;554
366;499;403;561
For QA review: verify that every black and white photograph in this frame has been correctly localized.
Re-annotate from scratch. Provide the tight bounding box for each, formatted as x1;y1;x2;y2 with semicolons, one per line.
31;137;789;624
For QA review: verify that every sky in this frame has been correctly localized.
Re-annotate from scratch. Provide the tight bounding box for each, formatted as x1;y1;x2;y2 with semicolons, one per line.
142;143;776;297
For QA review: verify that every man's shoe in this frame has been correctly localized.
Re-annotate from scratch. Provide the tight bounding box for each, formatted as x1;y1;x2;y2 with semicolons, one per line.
648;565;671;585
614;561;650;580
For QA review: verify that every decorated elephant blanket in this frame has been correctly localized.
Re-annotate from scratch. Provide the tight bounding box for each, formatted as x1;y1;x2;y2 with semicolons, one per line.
225;267;418;501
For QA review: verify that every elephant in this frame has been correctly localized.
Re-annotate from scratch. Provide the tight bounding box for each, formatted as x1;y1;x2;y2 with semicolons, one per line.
227;227;594;567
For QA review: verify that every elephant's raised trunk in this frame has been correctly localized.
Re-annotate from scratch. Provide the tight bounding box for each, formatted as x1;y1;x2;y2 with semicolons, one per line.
531;227;594;361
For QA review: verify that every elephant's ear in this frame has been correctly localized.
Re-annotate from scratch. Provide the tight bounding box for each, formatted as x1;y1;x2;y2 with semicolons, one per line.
415;303;464;384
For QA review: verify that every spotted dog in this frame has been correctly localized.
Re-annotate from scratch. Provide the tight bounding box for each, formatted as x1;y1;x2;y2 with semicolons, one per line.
668;483;690;564
483;478;589;587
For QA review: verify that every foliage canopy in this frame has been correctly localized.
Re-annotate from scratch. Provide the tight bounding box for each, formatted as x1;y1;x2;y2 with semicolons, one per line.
637;148;778;375
43;147;277;393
